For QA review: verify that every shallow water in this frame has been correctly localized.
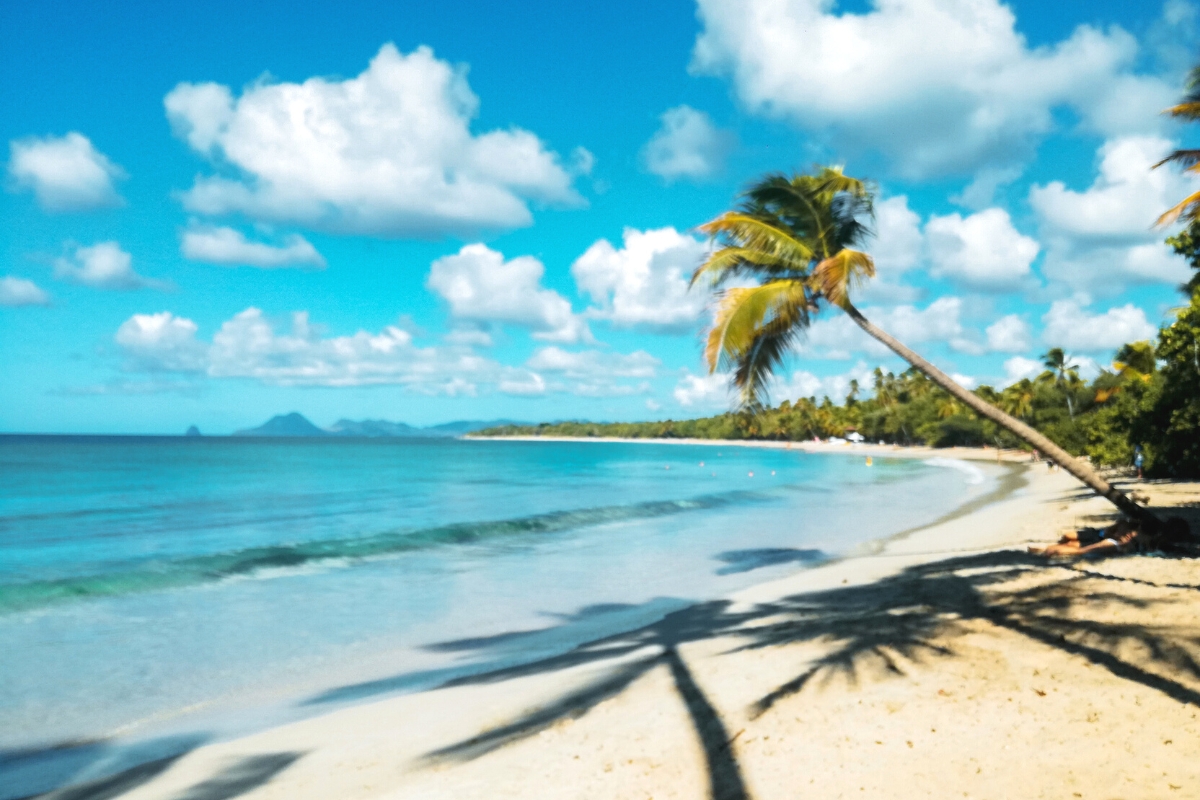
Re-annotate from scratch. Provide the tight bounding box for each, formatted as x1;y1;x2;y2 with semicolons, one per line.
0;435;998;792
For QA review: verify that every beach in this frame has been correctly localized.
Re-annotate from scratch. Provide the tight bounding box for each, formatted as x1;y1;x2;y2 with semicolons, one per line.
22;440;1200;800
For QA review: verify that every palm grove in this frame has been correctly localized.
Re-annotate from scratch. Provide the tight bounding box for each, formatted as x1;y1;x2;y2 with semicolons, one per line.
484;77;1200;500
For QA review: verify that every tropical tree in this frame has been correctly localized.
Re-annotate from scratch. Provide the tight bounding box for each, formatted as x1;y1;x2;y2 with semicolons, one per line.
1040;347;1081;418
691;167;1154;524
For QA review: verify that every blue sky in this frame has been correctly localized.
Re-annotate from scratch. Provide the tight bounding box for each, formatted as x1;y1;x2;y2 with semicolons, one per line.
2;0;1197;434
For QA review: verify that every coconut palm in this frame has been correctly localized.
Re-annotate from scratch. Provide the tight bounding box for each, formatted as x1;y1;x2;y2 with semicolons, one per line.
692;167;1154;524
1040;347;1081;418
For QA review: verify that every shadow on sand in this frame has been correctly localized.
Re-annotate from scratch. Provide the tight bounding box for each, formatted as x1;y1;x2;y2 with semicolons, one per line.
404;502;1199;800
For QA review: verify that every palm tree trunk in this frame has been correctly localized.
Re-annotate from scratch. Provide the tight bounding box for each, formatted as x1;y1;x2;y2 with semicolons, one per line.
842;303;1155;525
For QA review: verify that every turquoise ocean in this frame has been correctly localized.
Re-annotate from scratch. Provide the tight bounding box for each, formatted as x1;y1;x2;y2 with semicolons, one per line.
0;435;1001;796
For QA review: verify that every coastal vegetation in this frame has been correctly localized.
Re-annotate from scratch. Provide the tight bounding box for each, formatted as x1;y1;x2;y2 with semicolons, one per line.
476;302;1200;480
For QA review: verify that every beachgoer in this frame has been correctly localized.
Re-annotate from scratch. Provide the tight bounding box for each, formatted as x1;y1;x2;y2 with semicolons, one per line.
1029;519;1140;556
1133;445;1145;480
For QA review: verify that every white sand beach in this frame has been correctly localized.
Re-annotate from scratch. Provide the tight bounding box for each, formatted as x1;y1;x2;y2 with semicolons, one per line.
34;446;1200;800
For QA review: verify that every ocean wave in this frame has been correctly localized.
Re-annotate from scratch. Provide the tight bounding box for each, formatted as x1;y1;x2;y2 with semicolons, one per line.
922;457;986;485
0;491;757;614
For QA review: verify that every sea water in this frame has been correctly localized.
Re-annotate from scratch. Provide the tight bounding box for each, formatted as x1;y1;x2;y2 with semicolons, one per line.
0;435;1000;794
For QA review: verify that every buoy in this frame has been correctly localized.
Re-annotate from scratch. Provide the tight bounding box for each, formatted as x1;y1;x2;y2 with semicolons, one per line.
866;456;873;466
665;465;670;470
748;471;754;477
771;470;776;476
699;461;705;467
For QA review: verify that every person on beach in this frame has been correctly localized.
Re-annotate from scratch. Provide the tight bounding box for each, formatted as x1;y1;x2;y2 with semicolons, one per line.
1133;445;1145;480
1029;519;1140;556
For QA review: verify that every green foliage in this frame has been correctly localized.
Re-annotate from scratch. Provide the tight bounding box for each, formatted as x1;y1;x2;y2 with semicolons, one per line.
1139;290;1200;477
1165;222;1200;295
479;302;1200;480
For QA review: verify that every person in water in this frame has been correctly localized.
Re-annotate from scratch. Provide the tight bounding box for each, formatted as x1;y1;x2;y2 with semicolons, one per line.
1029;519;1140;556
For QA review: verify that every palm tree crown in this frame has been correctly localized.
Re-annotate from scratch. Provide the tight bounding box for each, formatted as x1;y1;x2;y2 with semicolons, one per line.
691;167;875;408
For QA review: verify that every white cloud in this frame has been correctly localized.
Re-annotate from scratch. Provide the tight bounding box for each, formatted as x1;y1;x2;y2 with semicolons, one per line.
642;105;733;181
572;227;710;332
1002;356;1043;386
8;132;124;211
985;314;1031;353
1030;136;1194;291
525;346;658;397
772;361;877;403
121;307;488;391
115;312;207;372
427;243;591;343
0;276;50;307
181;226;325;269
165;44;585;237
926;208;1039;291
54;241;161;290
443;327;494;347
799;297;971;358
111;307;643;396
691;0;1171;177
950;373;978;390
1041;299;1157;353
673;371;733;408
859;195;923;304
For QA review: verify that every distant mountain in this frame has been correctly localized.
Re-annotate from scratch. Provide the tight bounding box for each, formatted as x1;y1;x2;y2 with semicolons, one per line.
185;425;202;437
328;419;425;437
233;412;329;437
425;419;527;436
233;414;528;438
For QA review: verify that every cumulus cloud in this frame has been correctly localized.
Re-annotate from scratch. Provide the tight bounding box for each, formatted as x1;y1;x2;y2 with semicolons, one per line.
181;225;325;269
926;208;1040;291
797;297;971;359
859;195;923;303
1030;136;1193;291
1002;355;1043;386
115;312;207;372
985;314;1031;353
691;0;1174;178
165;44;586;238
54;242;162;290
674;371;733;408
772;361;878;404
642;105;734;181
110;307;650;397
0;276;50;307
526;346;658;396
8;132;124;211
427;243;591;343
1041;299;1157;352
571;227;710;332
115;307;491;391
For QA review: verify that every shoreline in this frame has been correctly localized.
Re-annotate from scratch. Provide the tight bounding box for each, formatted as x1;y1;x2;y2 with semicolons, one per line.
22;462;1200;799
468;434;1040;464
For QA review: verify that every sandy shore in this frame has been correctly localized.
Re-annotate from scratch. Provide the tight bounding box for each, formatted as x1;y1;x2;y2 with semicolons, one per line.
31;448;1200;800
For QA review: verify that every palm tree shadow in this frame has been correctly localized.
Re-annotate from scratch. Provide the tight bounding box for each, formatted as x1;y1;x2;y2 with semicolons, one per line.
417;548;1200;799
742;550;1200;718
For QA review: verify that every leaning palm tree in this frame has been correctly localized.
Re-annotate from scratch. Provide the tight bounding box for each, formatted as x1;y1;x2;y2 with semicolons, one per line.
691;167;1153;524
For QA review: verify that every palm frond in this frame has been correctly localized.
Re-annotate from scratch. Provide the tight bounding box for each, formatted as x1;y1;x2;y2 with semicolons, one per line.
703;281;813;408
1165;101;1200;120
811;249;875;308
693;213;815;286
1157;188;1200;227
1152;149;1200;170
